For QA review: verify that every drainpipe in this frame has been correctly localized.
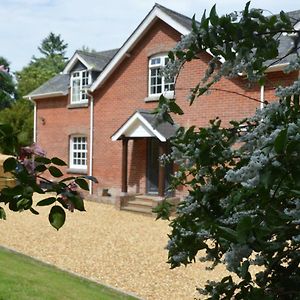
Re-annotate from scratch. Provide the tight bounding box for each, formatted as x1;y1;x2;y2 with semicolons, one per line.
260;85;265;110
29;97;37;143
87;91;94;195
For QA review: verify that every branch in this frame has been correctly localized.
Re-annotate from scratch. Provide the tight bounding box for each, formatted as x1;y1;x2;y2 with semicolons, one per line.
209;88;262;104
266;45;300;69
36;175;52;183
254;30;299;36
175;86;263;103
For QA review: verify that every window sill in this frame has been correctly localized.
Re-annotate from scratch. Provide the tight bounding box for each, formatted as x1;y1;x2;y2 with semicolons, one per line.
144;92;175;102
67;103;89;109
66;168;88;175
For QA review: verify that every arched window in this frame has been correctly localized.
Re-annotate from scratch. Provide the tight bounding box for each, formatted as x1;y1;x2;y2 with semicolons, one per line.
148;54;175;98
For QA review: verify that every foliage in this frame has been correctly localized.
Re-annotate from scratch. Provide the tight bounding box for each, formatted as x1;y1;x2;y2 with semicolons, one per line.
16;55;66;98
0;99;33;147
16;33;67;98
80;45;97;53
0;57;17;109
0;137;98;230
38;32;68;58
156;2;300;299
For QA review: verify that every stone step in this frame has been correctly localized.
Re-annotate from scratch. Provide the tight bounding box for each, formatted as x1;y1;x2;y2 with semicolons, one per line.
121;205;153;215
127;199;153;208
135;195;162;202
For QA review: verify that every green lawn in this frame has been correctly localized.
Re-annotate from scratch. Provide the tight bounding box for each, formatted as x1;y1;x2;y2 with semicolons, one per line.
0;247;137;300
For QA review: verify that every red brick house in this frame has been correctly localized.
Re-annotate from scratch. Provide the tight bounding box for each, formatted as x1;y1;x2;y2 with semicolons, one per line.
26;4;299;211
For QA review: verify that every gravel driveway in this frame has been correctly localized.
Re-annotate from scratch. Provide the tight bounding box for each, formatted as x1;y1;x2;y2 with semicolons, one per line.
0;195;230;300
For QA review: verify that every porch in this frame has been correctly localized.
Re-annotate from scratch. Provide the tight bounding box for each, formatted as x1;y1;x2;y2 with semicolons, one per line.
111;110;179;214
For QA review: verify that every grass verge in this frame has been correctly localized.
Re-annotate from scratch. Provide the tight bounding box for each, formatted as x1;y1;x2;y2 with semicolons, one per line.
0;247;138;300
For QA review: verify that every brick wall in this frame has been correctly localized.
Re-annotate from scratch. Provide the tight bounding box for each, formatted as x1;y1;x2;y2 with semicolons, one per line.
36;96;90;175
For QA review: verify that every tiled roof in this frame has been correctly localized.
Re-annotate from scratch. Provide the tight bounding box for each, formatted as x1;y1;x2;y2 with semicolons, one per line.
138;109;179;140
76;48;119;72
27;49;118;98
27;73;70;98
111;109;179;141
272;10;300;65
154;3;195;30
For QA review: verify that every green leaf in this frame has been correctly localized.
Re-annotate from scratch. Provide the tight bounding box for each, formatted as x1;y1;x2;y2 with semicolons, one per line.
218;226;237;242
35;157;51;164
1;185;23;197
3;157;17;172
17;198;32;210
153;200;173;220
51;157;67;166
237;217;252;243
286;140;300;155
244;1;251;16
78;175;98;184
71;195;85;211
49;205;66;230
37;197;56;206
290;190;300;196
34;164;47;172
8;198;19;212
31;183;45;194
168;50;174;61
75;178;89;191
209;5;219;26
30;207;39;215
48;166;63;177
191;15;198;32
0;207;6;220
294;94;299;110
240;260;250;280
274;128;288;154
169;101;184;115
279;11;290;24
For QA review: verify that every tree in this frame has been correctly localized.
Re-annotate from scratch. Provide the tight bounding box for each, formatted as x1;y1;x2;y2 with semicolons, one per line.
16;55;66;98
16;33;68;98
0;57;17;109
80;45;97;53
38;32;68;58
155;3;300;299
0;99;33;147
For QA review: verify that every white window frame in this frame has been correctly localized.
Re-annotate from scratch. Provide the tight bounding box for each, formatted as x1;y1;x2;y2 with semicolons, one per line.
69;135;88;170
148;54;175;98
70;70;91;104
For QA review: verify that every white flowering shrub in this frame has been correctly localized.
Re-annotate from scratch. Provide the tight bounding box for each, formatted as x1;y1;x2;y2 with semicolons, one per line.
156;2;300;299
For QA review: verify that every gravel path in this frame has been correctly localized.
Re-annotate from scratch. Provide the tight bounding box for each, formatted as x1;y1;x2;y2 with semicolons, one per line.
0;195;230;300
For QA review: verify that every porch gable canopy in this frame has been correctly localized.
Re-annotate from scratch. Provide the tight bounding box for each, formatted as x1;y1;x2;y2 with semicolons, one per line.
111;110;178;142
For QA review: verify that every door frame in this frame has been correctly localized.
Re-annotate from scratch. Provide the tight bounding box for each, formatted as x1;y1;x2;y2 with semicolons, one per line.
146;138;173;195
146;138;159;194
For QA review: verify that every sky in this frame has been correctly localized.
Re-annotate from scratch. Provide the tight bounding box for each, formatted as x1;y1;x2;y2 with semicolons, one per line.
1;0;299;72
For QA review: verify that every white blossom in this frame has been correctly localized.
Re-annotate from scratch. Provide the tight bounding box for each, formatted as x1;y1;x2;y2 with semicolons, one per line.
224;244;252;272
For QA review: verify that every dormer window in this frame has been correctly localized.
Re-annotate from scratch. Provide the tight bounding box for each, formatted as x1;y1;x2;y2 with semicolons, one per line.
148;54;175;98
70;70;90;104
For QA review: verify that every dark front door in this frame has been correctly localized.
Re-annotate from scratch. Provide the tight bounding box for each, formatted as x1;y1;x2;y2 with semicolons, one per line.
146;138;159;194
146;139;173;195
